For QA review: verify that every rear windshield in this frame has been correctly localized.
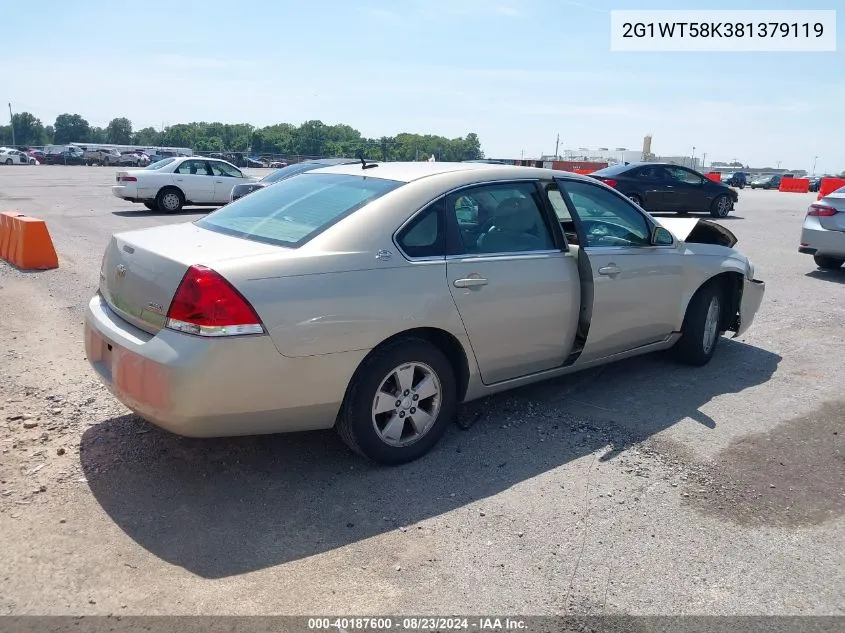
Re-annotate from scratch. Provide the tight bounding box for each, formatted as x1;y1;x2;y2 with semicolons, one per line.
261;161;322;184
590;163;633;177
145;158;176;170
196;173;402;247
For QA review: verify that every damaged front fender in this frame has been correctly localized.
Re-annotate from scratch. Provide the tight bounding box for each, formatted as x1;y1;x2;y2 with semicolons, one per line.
656;217;737;248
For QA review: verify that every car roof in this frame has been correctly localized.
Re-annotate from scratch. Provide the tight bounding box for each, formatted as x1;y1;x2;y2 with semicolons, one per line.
306;160;576;183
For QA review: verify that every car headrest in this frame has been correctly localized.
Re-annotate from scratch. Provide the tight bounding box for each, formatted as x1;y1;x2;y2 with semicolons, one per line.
491;197;537;233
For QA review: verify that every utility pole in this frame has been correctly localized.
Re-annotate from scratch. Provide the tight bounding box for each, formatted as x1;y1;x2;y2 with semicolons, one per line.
691;146;696;168
776;160;781;170
812;156;818;175
702;152;707;169
8;103;15;147
555;133;560;159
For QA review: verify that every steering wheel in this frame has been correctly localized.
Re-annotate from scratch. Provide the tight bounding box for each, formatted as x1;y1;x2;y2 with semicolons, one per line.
582;220;637;246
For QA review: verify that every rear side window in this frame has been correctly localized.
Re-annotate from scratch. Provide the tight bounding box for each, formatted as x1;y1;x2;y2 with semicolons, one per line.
197;173;402;247
397;198;445;258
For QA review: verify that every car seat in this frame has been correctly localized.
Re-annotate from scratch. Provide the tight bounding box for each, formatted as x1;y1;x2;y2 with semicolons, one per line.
476;197;552;253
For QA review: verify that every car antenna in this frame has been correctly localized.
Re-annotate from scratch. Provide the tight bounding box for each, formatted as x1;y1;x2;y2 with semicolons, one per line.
355;149;378;170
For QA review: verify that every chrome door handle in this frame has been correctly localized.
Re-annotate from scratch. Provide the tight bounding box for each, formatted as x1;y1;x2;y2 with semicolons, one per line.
175;178;184;182
215;180;223;183
598;265;621;276
454;277;488;288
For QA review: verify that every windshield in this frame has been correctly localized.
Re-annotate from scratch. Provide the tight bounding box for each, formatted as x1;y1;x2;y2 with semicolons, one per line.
196;173;402;247
145;158;176;170
261;162;324;184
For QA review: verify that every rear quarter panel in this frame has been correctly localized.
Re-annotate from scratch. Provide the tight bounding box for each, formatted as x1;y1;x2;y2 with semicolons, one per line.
216;255;468;358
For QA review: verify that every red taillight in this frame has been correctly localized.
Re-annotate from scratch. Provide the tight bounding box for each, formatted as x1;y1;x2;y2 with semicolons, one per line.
120;175;137;182
807;204;838;217
166;265;263;337
599;178;618;188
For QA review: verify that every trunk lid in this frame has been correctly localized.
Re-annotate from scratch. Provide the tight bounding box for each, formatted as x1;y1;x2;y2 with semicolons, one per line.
99;222;284;334
656;217;737;248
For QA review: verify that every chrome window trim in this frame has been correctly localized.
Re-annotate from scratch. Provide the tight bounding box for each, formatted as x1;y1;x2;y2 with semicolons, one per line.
445;249;567;261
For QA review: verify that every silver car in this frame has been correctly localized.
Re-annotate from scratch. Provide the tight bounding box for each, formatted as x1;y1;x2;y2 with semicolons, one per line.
799;186;845;270
85;162;765;464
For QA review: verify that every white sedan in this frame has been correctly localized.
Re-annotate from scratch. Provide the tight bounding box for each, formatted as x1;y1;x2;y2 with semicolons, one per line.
1;148;36;165
112;156;257;212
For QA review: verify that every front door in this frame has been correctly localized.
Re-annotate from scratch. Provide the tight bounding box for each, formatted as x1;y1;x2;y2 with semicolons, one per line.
172;159;215;203
444;181;581;385
554;177;684;362
209;161;246;203
664;166;709;213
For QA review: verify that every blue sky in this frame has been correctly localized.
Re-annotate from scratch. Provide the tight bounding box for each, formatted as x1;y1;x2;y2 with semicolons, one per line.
3;0;842;172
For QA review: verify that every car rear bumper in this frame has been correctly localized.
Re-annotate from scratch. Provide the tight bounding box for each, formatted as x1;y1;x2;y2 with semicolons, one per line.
111;185;138;200
733;277;765;338
800;219;845;258
84;293;366;437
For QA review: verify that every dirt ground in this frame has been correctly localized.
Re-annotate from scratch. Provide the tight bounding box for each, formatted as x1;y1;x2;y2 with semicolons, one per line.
0;166;843;616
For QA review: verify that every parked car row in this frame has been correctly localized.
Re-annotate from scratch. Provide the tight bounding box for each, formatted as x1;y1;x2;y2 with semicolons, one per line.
0;147;38;165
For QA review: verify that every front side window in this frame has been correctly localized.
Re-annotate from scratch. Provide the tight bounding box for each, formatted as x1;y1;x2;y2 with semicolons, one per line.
448;182;555;254
197;173;402;247
210;161;243;178
559;180;651;248
666;166;704;185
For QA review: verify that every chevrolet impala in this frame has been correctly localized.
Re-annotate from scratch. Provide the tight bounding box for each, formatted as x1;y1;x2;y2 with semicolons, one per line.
85;161;765;464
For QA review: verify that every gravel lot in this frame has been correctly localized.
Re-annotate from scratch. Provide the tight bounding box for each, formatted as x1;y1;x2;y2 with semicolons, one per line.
0;166;843;616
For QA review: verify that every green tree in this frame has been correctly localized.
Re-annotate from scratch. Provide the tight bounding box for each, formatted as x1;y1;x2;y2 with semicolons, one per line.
10;112;47;146
132;127;161;146
90;127;107;143
44;125;55;144
53;114;91;144
106;117;133;144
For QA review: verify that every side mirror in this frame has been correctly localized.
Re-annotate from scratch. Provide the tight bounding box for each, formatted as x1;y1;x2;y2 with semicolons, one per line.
652;226;674;246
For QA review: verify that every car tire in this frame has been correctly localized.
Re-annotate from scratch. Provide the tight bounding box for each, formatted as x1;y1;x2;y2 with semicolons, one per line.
143;201;158;211
5;158;13;165
337;337;457;465
155;187;184;213
627;194;643;207
813;255;845;270
672;281;723;366
710;194;731;218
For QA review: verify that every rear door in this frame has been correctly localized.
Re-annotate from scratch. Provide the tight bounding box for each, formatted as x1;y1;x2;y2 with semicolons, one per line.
554;177;684;362
444;180;581;384
630;165;671;211
172;159;215;203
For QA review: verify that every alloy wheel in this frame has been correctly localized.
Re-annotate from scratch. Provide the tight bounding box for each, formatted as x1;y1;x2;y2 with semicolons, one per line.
371;362;442;447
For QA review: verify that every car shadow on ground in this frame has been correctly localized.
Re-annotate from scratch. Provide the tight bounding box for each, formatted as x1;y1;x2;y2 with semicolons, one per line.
81;339;780;579
805;269;845;284
111;208;220;218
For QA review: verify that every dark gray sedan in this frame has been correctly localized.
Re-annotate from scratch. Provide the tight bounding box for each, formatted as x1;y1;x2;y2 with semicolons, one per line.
229;158;361;202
